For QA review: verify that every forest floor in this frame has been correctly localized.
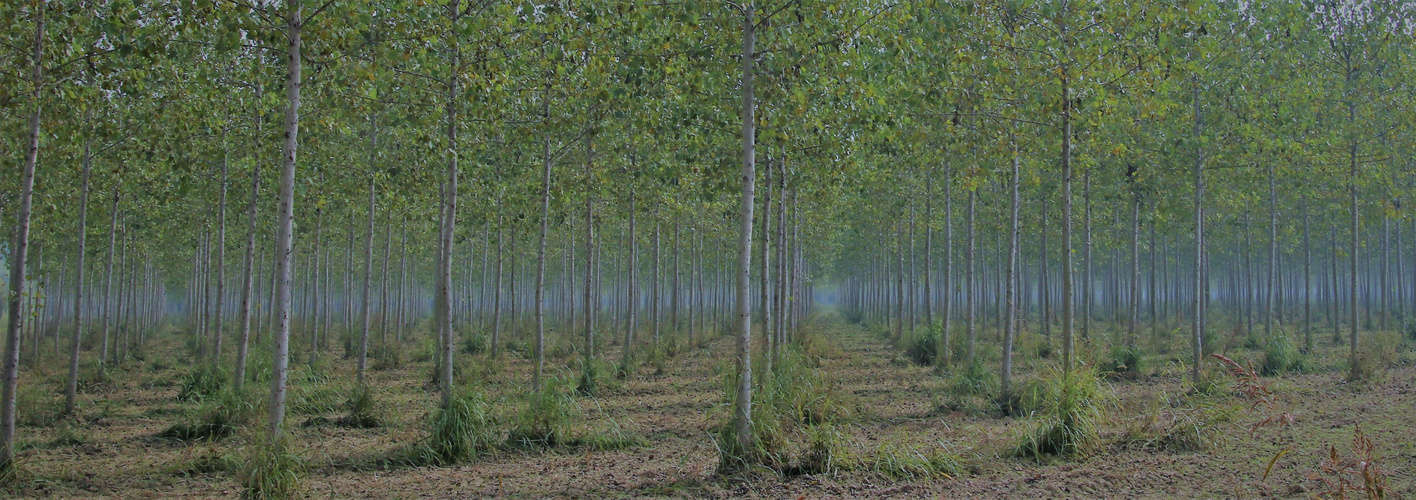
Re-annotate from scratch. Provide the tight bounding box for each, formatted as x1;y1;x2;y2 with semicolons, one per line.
7;309;1416;499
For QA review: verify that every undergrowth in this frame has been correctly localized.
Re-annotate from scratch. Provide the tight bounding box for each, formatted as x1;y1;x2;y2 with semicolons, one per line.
421;390;497;465
1011;366;1113;459
239;437;302;499
159;388;259;442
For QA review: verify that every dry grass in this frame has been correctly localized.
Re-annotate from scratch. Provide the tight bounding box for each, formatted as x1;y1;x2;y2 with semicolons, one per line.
5;314;1415;498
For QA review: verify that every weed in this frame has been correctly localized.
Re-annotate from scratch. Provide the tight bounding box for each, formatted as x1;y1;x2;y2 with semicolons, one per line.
576;417;647;451
1122;391;1235;453
339;385;383;428
47;422;88;448
290;382;344;415
904;328;941;366
713;409;786;475
372;342;405;371
947;358;998;397
239;437;302;499
1103;345;1143;377
1260;335;1303;376
869;438;961;480
1210;354;1295;434
421;390;497;465
160;388;259;442
793;424;844;476
1308;424;1389;500
1011;366;1113;458
460;333;488;355
170;444;233;476
177;364;227;402
508;382;580;448
15;383;60;427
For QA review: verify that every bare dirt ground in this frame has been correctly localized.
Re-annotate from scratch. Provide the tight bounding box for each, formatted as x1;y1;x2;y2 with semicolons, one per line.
9;311;1416;498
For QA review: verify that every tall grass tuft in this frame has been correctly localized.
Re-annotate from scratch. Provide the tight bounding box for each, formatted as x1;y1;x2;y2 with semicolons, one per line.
508;380;580;448
177;364;226;402
869;438;961;480
160;388;259;442
422;390;497;465
1011;366;1113;459
239;437;302;499
1260;334;1303;376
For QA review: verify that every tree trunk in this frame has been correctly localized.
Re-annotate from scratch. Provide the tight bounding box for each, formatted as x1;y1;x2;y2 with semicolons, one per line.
234;72;263;391
1129;182;1141;350
582;134;596;388
491;205;504;357
924;171;934;333
1000;140;1020;400
534;128;551;389
358;177;375;385
966;188;976;364
2;10;42;470
733;2;757;454
438;17;460;407
65;117;93;415
624;184;637;370
1190;80;1204;385
213;143;229;363
266;2;300;442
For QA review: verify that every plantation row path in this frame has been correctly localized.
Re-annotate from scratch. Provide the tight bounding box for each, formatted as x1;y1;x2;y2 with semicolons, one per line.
10;309;1416;498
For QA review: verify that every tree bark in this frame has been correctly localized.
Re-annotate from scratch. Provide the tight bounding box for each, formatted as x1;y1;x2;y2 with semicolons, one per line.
65;114;93;415
1190;79;1204;385
733;2;757;454
1001;140;1020;400
534;126;551;389
234;70;263;391
266;2;300;442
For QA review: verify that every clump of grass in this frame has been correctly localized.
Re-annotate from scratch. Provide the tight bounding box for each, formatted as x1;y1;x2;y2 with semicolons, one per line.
338;385;383;428
239;437;302;499
15;383;61;427
159;388;258;442
169;444;233;476
177;364;227;402
1103;345;1144;377
904;328;941;366
1011;366;1113;459
1259;335;1303;376
1349;330;1399;383
508;381;580;448
1122;391;1235;453
460;333;488;355
869;438;961;480
576;417;647;451
713;408;786;475
48;422;88;448
372;342;405;371
290;382;344;415
421;391;497;465
577;361;600;396
767;350;855;425
615;353;640;380
793;424;844;476
947;358;998;397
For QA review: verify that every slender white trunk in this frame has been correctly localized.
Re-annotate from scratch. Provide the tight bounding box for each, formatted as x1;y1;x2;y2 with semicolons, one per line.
266;4;301;441
3;9;44;469
733;2;756;453
65;116;93;415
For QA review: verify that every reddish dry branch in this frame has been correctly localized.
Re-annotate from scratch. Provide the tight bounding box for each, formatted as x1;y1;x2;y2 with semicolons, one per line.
1309;425;1389;499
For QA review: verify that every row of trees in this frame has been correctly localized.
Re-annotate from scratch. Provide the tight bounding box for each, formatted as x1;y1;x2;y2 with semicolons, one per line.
835;0;1413;405
0;0;1412;480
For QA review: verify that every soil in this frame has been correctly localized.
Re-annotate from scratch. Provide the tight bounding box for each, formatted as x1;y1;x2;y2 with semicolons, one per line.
8;311;1415;498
